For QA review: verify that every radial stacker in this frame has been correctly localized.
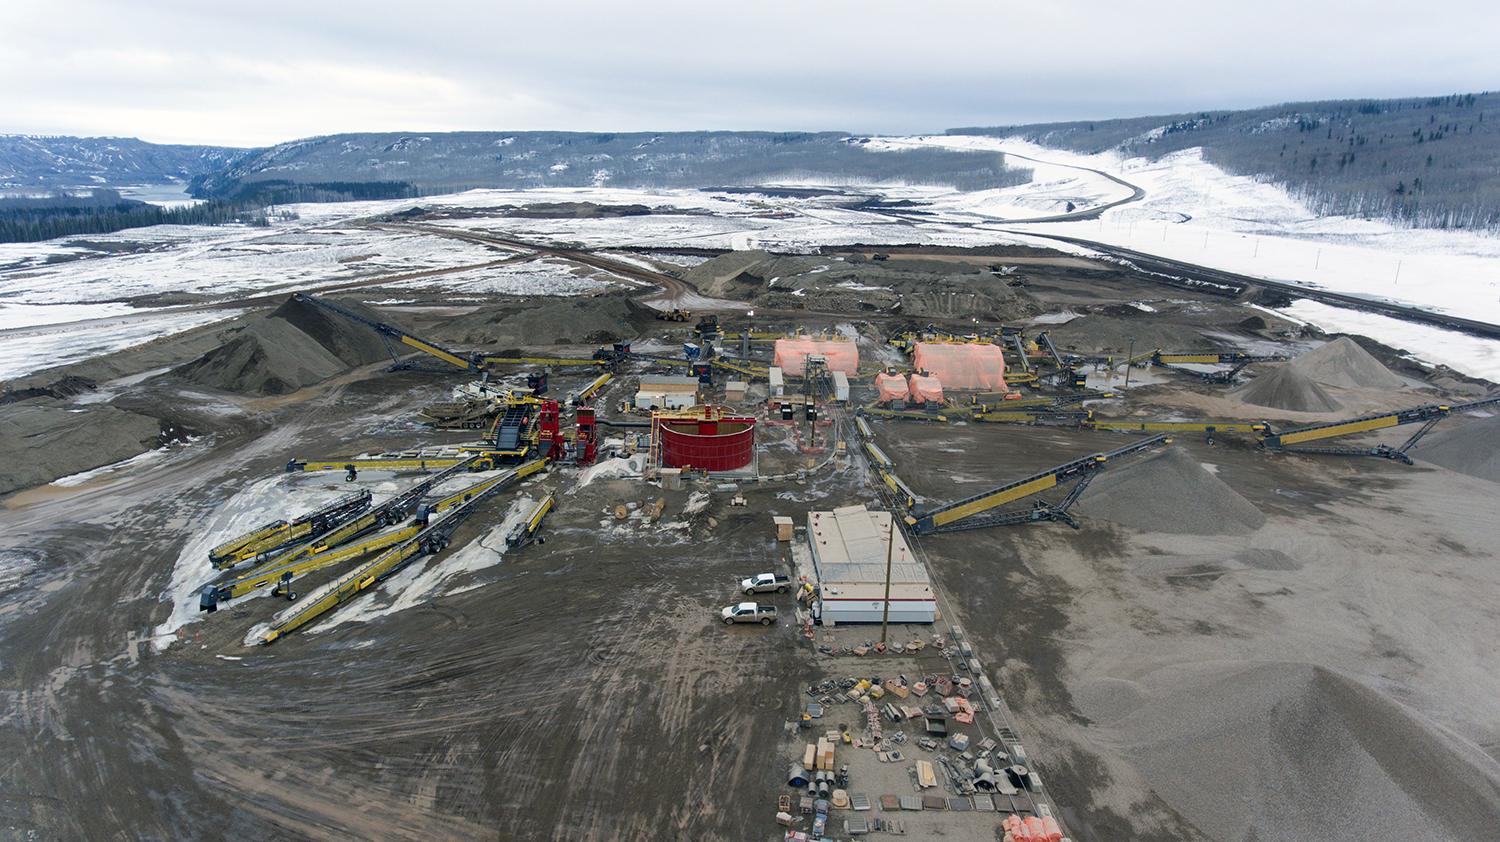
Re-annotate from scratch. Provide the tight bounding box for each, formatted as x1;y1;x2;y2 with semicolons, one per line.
207;490;372;569
901;435;1172;535
259;458;545;644
1150;351;1288;384
1258;397;1500;462
200;456;535;610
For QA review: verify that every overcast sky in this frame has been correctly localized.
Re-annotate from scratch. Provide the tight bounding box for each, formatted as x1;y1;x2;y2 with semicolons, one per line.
3;0;1497;148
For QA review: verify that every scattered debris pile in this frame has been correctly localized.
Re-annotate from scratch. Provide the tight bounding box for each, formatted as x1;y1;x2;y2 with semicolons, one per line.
1043;315;1211;355
0;402;165;495
173;296;395;395
682;250;1033;319
1077;662;1500;842
1075;447;1265;535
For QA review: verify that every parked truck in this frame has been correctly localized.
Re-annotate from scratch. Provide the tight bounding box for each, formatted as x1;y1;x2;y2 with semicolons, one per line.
720;602;777;625
740;572;792;595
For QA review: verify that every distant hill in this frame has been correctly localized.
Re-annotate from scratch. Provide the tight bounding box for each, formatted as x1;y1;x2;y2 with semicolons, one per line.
0;135;246;191
189;131;1028;199
952;91;1500;231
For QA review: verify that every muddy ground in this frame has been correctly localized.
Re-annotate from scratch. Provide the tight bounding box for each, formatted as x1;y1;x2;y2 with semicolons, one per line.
2;241;1498;841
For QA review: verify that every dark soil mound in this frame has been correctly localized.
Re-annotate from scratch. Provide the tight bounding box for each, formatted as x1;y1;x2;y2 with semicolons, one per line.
0;402;163;495
443;296;651;347
1044;316;1212;355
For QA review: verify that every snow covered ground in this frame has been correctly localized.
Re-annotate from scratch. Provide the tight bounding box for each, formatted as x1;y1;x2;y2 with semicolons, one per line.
152;471;405;651
867;135;1500;327
3;149;1498;384
0;308;244;381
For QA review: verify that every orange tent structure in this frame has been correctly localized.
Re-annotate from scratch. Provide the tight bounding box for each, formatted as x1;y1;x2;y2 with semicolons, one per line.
874;372;907;403
911;342;1006;391
773;338;859;377
908;373;944;405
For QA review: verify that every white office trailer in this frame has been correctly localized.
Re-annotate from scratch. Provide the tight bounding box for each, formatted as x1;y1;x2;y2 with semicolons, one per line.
831;371;850;403
768;366;785;396
634;375;700;410
805;505;936;624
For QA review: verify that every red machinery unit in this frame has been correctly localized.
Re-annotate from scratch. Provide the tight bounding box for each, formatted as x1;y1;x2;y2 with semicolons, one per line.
653;405;756;472
574;406;598;466
537;400;562;461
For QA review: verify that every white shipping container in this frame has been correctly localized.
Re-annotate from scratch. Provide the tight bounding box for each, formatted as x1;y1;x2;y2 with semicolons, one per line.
831;371;850;403
768;366;785;396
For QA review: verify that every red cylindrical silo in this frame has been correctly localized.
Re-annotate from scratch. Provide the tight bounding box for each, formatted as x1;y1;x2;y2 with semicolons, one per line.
655;407;756;471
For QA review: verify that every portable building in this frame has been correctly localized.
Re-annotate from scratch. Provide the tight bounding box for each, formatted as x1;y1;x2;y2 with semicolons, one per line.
635;375;699;410
831;371;850;403
806;505;935;624
768;366;785;396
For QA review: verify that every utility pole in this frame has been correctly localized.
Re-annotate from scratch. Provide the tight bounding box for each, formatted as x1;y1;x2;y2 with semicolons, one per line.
1124;337;1135;388
880;513;895;644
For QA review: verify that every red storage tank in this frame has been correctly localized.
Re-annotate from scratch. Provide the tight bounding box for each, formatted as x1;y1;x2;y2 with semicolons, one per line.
653;406;756;471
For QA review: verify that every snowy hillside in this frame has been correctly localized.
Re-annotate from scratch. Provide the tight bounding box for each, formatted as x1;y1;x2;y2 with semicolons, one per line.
0;135;245;190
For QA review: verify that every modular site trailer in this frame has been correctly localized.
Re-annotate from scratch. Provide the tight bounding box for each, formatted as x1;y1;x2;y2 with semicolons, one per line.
806;504;936;625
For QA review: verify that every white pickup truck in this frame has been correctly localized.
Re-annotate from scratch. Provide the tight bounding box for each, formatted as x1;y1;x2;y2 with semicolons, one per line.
720;602;778;625
740;572;792;595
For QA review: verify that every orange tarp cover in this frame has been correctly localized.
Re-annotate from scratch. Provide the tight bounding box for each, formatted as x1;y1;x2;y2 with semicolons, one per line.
874;372;907;402
773;338;859;377
911;342;1006;391
908;373;944;404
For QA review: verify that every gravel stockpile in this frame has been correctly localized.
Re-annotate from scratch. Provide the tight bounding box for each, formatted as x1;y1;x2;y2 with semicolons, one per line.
1075;447;1265;534
173;296;401;395
0;402;162;495
1235;365;1343;412
174;318;349;395
1292;337;1404;389
1077;662;1500;842
269;296;396;368
1409;413;1500;483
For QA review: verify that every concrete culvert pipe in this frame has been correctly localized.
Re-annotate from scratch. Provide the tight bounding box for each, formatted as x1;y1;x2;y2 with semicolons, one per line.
787;766;809;788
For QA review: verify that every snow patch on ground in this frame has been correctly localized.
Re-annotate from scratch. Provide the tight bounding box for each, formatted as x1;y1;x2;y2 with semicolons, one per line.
313;494;536;631
1276;299;1500;382
572;454;647;490
150;472;402;651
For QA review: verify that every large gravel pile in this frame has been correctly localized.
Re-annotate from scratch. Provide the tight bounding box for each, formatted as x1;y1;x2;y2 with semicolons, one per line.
441;296;651;347
1409;413;1500;483
174;296;398;395
174;318;350;395
1235;365;1343;412
1074;447;1265;534
1292;336;1404;389
1076;661;1500;842
0;402;162;495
